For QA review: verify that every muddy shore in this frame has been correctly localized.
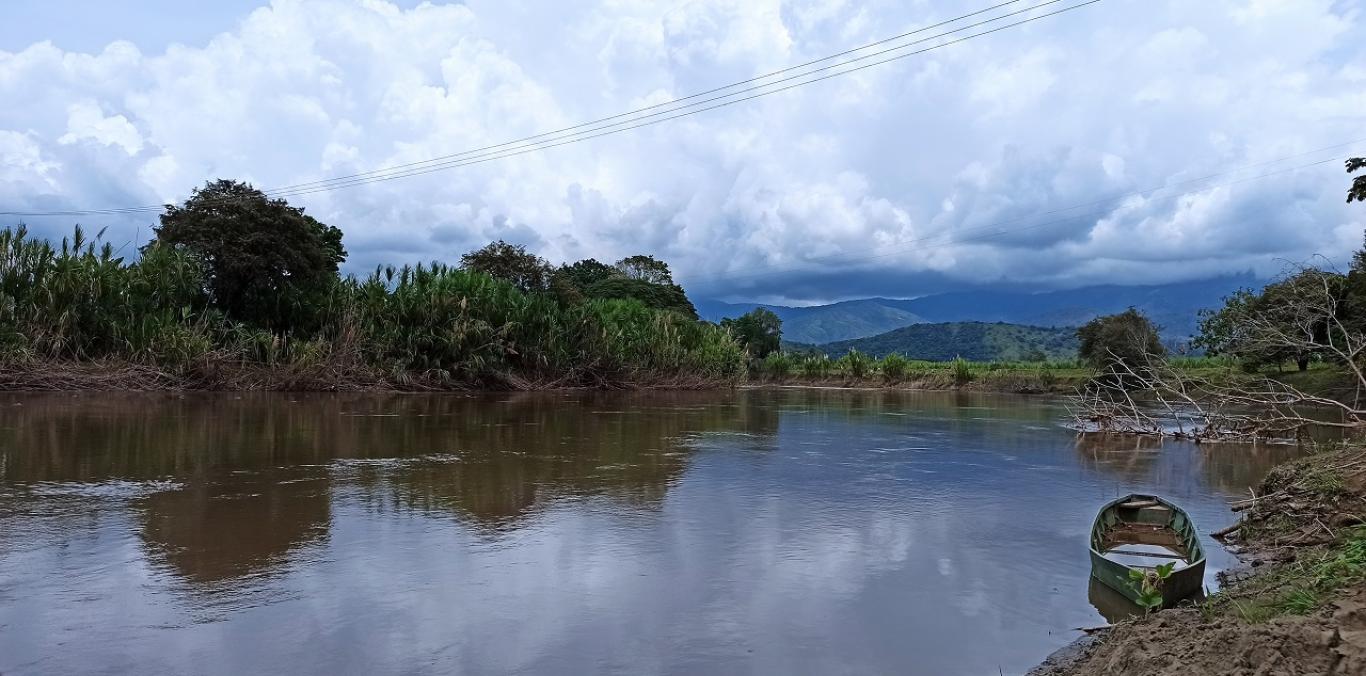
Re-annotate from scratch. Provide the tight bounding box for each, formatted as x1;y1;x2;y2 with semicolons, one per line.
0;361;1083;394
1030;446;1366;676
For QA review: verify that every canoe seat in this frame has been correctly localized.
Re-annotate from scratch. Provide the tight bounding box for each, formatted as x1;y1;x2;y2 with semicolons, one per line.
1104;547;1186;560
1118;499;1160;509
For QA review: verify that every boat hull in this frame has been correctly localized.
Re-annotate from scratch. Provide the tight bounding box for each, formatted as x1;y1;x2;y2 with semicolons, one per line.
1089;494;1207;608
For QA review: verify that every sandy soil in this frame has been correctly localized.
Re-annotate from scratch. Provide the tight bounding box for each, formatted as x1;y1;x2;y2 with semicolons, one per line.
1031;590;1366;676
1030;447;1366;676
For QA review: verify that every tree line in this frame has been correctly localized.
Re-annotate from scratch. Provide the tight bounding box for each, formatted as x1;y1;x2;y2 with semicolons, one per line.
1070;159;1366;439
0;179;768;389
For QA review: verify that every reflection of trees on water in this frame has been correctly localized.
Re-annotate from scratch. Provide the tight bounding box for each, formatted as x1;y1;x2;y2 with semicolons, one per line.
347;391;780;530
1196;443;1305;496
140;470;331;583
0;390;778;581
1074;435;1165;482
768;388;1063;430
1075;434;1307;498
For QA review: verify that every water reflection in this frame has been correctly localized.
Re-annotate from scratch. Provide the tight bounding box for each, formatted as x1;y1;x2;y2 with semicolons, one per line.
1;392;778;580
139;469;332;583
0;390;1303;676
1075;434;1166;481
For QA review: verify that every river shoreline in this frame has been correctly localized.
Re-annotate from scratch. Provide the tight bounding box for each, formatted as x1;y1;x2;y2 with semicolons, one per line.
1030;445;1366;676
0;360;1086;394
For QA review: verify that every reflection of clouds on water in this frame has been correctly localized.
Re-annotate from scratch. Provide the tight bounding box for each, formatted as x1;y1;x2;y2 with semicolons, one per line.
0;389;1308;676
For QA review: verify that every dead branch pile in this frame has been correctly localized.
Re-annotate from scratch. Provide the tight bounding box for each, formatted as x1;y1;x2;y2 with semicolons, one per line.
1218;447;1366;549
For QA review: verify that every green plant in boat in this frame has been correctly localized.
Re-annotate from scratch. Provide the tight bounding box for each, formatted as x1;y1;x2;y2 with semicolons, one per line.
1128;561;1176;612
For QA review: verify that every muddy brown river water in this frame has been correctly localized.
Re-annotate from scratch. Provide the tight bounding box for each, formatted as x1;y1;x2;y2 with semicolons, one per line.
0;389;1303;675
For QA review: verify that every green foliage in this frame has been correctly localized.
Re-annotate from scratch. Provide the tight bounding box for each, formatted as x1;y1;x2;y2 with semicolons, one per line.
1197;271;1346;372
458;240;553;293
614;254;674;285
582;276;698;319
761;351;791;378
800;354;831;378
555;258;619;290
1194;288;1257;357
838;349;873;379
148;179;345;333
721;308;783;358
1077;308;1165;373
1215;527;1366;621
331;262;739;382
1127;561;1176;612
880;353;909;380
951;356;973;385
1349;157;1366;204
1;225;213;363
0;225;744;386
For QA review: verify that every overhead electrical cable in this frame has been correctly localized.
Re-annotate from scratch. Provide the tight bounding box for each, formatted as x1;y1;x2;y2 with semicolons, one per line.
265;0;1042;194
259;0;1101;199
0;0;1100;217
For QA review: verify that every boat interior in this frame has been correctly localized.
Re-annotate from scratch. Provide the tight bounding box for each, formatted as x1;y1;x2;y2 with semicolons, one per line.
1096;497;1196;570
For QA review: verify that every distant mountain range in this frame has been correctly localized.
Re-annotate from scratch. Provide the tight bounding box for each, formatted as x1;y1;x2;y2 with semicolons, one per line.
696;275;1258;345
809;322;1078;362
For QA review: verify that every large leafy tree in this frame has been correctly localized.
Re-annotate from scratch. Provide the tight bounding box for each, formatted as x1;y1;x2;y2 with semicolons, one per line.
583;276;698;319
614;254;673;285
721;308;783;358
1199;271;1346;371
555;258;619;290
1077;308;1165;373
459;240;553;293
148;179;345;332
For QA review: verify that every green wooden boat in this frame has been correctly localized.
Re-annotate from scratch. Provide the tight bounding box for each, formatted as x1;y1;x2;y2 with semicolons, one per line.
1089;494;1206;608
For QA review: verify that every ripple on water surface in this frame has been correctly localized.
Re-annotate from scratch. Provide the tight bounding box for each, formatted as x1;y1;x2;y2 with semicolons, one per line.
0;389;1308;676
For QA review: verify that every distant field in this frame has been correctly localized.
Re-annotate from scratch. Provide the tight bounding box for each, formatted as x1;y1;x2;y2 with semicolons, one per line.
745;354;1338;395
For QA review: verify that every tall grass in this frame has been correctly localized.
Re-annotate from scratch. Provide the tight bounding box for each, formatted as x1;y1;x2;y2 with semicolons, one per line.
761;352;792;378
838;349;873;379
0;225;212;365
880;354;909;381
0;227;745;388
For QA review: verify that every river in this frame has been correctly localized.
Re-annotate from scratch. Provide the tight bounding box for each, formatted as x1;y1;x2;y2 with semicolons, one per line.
0;389;1303;675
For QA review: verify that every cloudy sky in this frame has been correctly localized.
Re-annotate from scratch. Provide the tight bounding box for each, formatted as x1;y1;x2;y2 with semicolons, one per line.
1;0;1363;303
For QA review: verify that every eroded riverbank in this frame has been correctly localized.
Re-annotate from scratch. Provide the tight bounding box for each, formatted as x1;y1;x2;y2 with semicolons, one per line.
1032;446;1366;676
0;361;1083;394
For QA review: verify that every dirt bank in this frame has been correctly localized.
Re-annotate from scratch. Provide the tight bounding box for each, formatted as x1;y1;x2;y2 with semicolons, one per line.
0;360;737;392
1031;447;1366;676
0;361;1082;394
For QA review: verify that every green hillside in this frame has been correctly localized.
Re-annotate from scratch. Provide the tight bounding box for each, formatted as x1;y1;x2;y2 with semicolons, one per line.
818;321;1078;362
697;275;1255;345
777;300;924;344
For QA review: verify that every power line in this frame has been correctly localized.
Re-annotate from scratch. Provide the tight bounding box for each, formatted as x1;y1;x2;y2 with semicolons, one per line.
0;0;1099;217
267;0;1041;195
263;0;1098;199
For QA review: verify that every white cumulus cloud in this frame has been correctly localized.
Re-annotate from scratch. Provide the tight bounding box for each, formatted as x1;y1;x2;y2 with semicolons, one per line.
0;0;1363;302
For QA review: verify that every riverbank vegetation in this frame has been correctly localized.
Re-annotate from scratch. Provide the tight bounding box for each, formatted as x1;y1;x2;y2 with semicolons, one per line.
745;348;1251;394
1069;161;1366;439
0;181;745;390
1032;164;1366;674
